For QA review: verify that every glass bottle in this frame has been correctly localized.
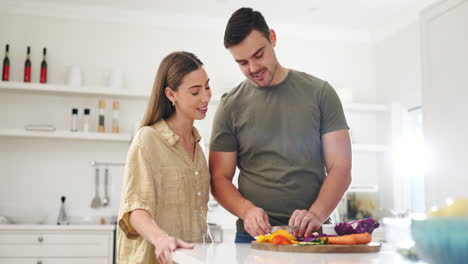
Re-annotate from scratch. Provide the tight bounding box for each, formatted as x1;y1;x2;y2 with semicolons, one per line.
112;101;120;133
24;46;31;82
83;108;90;132
71;108;78;132
57;196;69;225
40;47;47;83
2;44;9;81
98;99;105;133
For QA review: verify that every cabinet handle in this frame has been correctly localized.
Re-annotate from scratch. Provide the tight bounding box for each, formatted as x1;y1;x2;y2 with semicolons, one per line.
37;236;44;243
37;261;43;264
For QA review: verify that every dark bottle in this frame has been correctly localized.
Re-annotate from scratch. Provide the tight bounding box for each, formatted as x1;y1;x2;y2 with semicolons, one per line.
40;47;47;83
24;46;31;82
2;44;9;81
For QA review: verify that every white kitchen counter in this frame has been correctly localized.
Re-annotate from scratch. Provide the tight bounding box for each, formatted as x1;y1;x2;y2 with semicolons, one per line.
173;243;425;264
0;224;115;231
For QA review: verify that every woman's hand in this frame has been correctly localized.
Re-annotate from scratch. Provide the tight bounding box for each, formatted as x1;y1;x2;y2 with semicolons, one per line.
154;235;194;264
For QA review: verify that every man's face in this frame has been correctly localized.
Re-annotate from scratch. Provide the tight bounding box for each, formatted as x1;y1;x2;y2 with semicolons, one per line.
229;29;280;87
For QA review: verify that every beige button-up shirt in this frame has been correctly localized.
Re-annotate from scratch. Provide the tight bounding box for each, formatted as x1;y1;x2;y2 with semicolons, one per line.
117;119;210;264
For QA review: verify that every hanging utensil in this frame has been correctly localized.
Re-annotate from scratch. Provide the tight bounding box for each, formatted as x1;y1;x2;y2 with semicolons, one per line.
102;168;109;207
90;168;102;209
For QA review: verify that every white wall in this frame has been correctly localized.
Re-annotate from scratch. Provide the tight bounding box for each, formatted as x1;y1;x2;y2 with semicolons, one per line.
0;9;377;231
375;21;424;213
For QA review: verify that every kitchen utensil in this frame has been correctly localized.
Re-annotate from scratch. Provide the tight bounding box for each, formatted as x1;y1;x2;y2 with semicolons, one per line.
252;241;381;253
90;168;102;209
102;168;109;207
271;225;299;233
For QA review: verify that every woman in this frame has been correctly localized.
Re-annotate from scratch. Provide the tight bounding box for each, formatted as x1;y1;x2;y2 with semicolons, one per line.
117;51;212;264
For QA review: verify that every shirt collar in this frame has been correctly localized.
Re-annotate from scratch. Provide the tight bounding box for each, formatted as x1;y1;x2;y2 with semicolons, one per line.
153;119;201;146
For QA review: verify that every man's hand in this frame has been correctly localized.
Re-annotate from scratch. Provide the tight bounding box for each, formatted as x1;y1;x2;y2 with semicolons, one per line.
289;209;324;238
154;235;194;264
243;206;272;237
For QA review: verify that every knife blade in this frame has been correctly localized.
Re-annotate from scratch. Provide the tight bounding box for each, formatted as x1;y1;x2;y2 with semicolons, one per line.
271;225;299;233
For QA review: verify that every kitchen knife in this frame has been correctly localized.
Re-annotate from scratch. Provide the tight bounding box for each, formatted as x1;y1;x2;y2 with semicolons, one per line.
271;225;299;233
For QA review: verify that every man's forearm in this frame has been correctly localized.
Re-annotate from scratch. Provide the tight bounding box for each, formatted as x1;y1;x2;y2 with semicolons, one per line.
309;169;351;222
211;177;254;220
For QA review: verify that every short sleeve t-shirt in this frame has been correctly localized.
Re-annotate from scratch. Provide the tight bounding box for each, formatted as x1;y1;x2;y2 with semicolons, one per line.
210;69;349;232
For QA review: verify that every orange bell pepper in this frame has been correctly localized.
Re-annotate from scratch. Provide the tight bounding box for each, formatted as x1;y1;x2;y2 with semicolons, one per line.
272;235;293;245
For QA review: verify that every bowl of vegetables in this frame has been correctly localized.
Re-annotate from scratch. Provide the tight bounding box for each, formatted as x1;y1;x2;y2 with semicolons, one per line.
411;198;468;264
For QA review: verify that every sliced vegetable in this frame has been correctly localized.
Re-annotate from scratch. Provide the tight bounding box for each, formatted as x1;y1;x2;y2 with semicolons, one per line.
256;234;270;243
271;229;296;241
272;235;293;245
298;237;328;245
255;229;298;244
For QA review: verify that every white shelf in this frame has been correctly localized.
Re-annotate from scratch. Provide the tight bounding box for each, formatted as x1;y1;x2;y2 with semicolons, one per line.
0;128;132;142
0;81;149;99
352;144;388;152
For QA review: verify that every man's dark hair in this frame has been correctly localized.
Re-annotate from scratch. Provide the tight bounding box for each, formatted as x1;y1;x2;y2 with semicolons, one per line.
224;7;270;49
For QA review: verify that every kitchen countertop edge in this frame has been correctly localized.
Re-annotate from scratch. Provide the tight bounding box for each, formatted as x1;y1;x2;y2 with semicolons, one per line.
0;224;116;231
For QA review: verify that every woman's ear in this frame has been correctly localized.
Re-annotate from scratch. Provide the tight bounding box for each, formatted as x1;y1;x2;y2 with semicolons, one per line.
165;87;175;104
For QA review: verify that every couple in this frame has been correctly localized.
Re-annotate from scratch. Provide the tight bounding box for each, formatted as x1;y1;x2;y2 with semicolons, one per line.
117;7;352;264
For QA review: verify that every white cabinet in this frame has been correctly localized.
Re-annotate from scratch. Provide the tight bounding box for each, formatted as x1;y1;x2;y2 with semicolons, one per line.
0;259;106;264
0;225;114;264
420;0;468;206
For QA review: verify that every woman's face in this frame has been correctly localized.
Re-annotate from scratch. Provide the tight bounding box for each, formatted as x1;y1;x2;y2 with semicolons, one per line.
171;67;211;121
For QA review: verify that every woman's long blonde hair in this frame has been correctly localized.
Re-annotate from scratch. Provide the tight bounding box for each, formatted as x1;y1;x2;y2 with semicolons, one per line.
140;51;203;128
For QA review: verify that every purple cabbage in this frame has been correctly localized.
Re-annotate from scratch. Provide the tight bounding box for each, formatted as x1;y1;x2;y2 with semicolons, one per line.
334;217;380;236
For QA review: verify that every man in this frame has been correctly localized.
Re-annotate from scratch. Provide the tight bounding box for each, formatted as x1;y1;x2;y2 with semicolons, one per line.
209;7;352;243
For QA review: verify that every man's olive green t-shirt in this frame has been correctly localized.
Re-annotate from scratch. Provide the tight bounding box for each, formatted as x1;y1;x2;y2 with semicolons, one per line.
209;69;349;233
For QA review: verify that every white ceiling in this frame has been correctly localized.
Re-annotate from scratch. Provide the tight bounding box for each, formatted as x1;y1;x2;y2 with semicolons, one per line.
2;0;439;35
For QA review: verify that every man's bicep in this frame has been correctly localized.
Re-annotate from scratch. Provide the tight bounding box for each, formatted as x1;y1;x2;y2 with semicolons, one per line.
321;129;352;173
209;151;237;181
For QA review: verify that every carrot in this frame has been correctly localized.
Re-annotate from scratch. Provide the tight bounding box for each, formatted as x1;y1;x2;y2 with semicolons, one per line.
327;233;372;245
327;234;356;245
353;232;372;244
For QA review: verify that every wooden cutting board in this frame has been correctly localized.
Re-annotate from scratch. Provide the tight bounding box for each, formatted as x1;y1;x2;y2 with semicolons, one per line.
251;241;382;253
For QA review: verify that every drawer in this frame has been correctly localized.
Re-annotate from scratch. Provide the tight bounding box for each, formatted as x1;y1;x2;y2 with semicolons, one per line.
0;230;112;257
0;257;109;264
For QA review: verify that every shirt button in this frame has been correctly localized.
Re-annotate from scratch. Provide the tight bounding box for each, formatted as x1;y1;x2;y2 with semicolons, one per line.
195;171;199;175
197;192;201;196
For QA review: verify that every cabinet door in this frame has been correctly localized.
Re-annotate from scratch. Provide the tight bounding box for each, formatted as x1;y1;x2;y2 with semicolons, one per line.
0;258;108;264
421;0;468;206
0;231;110;257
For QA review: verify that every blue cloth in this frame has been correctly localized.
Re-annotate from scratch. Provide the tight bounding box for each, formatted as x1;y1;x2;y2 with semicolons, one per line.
235;232;255;243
